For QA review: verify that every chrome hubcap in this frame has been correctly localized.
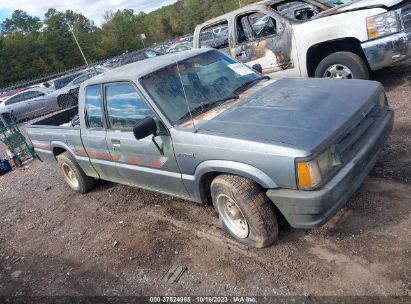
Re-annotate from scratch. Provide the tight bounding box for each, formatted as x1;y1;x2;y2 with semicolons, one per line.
62;163;79;189
323;64;353;79
217;194;249;239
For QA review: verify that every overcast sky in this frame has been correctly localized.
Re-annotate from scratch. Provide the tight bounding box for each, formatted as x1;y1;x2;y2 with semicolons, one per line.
0;0;177;25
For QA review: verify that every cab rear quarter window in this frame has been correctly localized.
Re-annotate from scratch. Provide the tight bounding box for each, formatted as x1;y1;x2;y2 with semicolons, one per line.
200;20;229;49
84;85;104;128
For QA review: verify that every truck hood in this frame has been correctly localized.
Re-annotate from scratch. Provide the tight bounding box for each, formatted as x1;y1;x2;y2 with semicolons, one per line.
197;78;382;152
316;0;404;18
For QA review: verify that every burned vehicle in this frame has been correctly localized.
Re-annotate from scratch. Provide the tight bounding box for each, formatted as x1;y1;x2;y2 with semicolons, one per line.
27;49;393;248
193;0;411;79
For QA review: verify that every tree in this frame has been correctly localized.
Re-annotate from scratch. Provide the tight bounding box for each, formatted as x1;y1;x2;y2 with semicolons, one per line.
0;0;261;88
1;10;41;34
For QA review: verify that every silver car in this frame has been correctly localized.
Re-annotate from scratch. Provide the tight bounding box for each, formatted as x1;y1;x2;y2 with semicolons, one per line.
0;87;58;122
48;71;103;109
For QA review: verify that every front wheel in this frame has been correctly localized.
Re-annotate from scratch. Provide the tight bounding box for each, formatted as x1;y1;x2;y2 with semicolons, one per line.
211;174;279;248
315;51;369;80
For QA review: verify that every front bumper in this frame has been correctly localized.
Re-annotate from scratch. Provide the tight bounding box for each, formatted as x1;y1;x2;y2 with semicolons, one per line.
362;31;411;71
266;109;394;229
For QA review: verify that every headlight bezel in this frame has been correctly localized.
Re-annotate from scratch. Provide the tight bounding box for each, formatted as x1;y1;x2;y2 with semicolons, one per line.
366;11;400;40
296;146;342;190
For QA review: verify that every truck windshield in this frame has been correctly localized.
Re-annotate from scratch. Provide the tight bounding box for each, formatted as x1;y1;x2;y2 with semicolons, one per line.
140;50;262;125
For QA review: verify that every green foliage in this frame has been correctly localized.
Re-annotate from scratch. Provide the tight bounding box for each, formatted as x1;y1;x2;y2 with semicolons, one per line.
0;0;259;88
1;10;41;34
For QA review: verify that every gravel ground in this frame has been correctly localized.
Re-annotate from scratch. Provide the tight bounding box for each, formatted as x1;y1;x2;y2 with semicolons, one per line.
0;61;410;297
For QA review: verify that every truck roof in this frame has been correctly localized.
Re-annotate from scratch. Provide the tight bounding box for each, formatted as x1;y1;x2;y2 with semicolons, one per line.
83;48;212;87
195;0;280;26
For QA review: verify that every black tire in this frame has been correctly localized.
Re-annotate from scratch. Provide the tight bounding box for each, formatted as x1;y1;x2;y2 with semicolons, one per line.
315;51;369;80
57;94;76;109
57;152;95;193
211;174;279;248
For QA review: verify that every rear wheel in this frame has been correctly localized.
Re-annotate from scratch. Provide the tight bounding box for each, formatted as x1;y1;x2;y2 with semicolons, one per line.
211;174;279;248
315;51;369;80
57;152;95;193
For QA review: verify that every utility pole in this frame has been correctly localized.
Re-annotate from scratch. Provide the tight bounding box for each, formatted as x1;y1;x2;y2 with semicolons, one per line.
69;24;88;66
139;33;147;49
69;24;97;74
238;0;242;7
219;1;225;13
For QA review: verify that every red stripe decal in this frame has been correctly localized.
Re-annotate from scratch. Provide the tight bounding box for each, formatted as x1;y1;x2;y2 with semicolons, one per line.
75;148;88;157
128;156;142;165
151;159;165;169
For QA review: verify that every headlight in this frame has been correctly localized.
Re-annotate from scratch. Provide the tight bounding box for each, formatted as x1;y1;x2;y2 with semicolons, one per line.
367;11;400;40
296;146;341;190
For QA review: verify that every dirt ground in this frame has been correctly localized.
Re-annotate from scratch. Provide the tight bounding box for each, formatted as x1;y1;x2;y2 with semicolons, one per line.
0;61;410;298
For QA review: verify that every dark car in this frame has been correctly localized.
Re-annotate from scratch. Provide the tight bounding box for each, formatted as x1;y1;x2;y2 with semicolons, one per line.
106;49;162;68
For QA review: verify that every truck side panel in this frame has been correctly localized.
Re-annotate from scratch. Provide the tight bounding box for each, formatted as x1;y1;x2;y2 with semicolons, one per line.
27;126;99;179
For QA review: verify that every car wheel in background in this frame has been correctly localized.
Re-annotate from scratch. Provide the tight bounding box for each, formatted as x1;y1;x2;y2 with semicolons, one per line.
315;52;369;80
57;94;76;109
211;174;279;248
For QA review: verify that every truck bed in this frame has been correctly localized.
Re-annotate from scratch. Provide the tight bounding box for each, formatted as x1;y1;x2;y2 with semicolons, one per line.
29;107;79;129
27;107;83;163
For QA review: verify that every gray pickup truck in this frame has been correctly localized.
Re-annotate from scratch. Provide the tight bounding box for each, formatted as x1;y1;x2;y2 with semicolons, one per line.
27;49;394;248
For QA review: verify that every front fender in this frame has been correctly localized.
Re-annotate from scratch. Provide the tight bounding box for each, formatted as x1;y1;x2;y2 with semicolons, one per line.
182;160;278;203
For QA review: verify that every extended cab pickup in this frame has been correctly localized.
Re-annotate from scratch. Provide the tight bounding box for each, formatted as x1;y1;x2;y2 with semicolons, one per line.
27;49;394;248
193;0;411;79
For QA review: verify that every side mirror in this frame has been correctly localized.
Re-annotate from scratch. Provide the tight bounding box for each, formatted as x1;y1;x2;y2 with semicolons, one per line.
133;117;157;140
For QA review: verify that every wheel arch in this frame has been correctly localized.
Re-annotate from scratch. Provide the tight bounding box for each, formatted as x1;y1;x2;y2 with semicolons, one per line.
306;37;369;77
186;160;278;204
51;142;76;161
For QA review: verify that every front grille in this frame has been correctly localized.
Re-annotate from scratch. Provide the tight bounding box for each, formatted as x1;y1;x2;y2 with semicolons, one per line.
401;4;411;32
336;103;381;163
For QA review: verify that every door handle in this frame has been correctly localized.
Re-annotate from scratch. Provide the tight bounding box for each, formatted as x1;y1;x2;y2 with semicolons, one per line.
111;139;121;149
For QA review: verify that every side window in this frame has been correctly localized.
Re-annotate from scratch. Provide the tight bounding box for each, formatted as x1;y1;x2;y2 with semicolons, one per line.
18;92;33;102
249;13;276;38
5;95;21;105
73;75;90;85
84;85;103;128
236;15;253;44
236;12;277;43
105;83;154;131
8;91;34;104
200;21;229;49
29;91;45;98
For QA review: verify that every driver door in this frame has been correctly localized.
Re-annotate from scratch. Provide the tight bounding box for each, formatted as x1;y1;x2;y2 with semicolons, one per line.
103;82;189;198
231;10;298;76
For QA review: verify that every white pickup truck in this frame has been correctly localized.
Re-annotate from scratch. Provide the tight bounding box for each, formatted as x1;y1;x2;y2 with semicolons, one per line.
193;0;411;79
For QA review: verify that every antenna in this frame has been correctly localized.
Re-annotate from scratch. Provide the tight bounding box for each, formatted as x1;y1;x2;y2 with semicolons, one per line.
176;62;198;133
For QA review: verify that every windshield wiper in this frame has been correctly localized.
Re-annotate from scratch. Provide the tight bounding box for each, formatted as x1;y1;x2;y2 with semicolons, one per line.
177;95;239;123
233;76;270;95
